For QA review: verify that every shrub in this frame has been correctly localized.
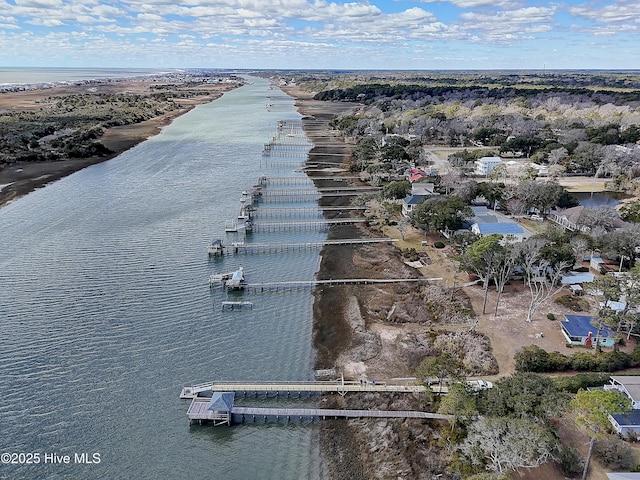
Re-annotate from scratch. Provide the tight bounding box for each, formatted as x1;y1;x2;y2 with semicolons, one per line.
554;294;590;311
553;373;610;393
594;436;634;471
555;443;584;475
517;346;635;374
514;345;568;372
434;241;445;248
547;313;556;320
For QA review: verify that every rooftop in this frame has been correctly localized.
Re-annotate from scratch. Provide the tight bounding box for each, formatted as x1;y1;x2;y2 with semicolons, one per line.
562;314;613;338
473;222;524;235
611;376;640;403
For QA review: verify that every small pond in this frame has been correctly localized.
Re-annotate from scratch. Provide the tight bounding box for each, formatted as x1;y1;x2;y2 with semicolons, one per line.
574;191;629;208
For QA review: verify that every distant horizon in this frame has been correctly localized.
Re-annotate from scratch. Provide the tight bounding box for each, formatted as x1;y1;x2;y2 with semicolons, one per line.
1;0;639;70
3;66;640;74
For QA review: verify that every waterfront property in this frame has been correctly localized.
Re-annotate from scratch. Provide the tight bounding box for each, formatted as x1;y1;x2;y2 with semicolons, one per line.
560;314;615;347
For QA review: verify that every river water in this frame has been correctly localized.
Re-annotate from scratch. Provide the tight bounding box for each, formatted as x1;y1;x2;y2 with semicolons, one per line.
0;77;325;479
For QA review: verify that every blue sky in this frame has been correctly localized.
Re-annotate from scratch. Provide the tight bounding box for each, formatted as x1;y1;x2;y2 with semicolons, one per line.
0;0;638;70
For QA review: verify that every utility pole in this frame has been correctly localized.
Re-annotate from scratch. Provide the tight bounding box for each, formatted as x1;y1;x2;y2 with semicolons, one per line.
581;436;595;480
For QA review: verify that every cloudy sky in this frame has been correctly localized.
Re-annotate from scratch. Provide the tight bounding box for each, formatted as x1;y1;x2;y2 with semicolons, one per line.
1;0;638;70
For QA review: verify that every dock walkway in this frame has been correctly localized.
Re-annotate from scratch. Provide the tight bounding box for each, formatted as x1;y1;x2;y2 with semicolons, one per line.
250;218;367;232
181;380;429;399
209;238;395;256
239;277;437;293
252;206;365;218
186;397;453;424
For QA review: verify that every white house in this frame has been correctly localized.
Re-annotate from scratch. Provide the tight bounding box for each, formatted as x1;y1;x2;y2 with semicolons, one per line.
605;376;640;409
402;195;425;217
474;156;502;176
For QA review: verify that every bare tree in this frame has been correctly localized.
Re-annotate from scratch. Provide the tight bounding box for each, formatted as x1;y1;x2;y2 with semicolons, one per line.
569;235;591;268
397;217;409;241
516;238;572;322
547;147;568;165
578;206;619;232
492;246;518;317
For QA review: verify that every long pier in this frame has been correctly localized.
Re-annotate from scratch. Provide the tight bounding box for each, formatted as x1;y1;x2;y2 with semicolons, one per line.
209;238;396;256
180;380;429;399
251;206;366;218
186;397;453;424
258;176;363;186
239;277;439;293
250;218;367;232
261;187;378;197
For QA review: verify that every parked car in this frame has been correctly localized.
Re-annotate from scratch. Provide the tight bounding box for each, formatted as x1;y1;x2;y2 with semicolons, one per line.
530;214;543;221
467;379;493;391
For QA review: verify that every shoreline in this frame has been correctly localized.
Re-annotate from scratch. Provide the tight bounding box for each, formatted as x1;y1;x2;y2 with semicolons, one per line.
287;85;444;479
0;80;239;209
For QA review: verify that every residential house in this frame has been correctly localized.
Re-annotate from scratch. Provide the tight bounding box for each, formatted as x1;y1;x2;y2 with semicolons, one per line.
560;314;615;347
406;167;428;183
605;376;640;409
402;195;425;217
474;156;502;176
471;222;525;243
605;376;640;436
549;206;590;233
402;183;438;218
411;183;436;196
550;205;629;234
609;411;640;437
467;205;525;243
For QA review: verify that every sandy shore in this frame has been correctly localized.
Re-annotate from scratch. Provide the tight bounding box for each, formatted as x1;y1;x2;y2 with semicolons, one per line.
0;80;239;208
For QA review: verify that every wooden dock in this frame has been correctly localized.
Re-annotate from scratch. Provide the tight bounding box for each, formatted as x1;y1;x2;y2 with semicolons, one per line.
181;380;429;399
249;218;368;232
239;277;440;293
251;206;365;218
262;187;379;196
208;238;396;256
187;397;453;425
258;176;363;186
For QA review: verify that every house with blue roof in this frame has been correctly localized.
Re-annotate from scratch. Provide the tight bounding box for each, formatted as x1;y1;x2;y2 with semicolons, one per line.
466;205;525;243
560;314;615;347
402;195;425;217
609;411;640;437
471;221;525;242
605;376;640;436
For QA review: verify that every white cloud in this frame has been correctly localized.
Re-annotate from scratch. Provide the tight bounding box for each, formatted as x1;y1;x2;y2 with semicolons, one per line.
14;0;63;7
569;1;640;23
460;6;556;24
417;0;516;7
0;0;638;69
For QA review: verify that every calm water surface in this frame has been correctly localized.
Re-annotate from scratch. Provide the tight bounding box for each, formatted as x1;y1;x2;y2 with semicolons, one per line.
0;67;173;86
0;77;325;479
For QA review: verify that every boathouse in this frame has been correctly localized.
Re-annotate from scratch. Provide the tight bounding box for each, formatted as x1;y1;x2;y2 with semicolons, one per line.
188;392;236;426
